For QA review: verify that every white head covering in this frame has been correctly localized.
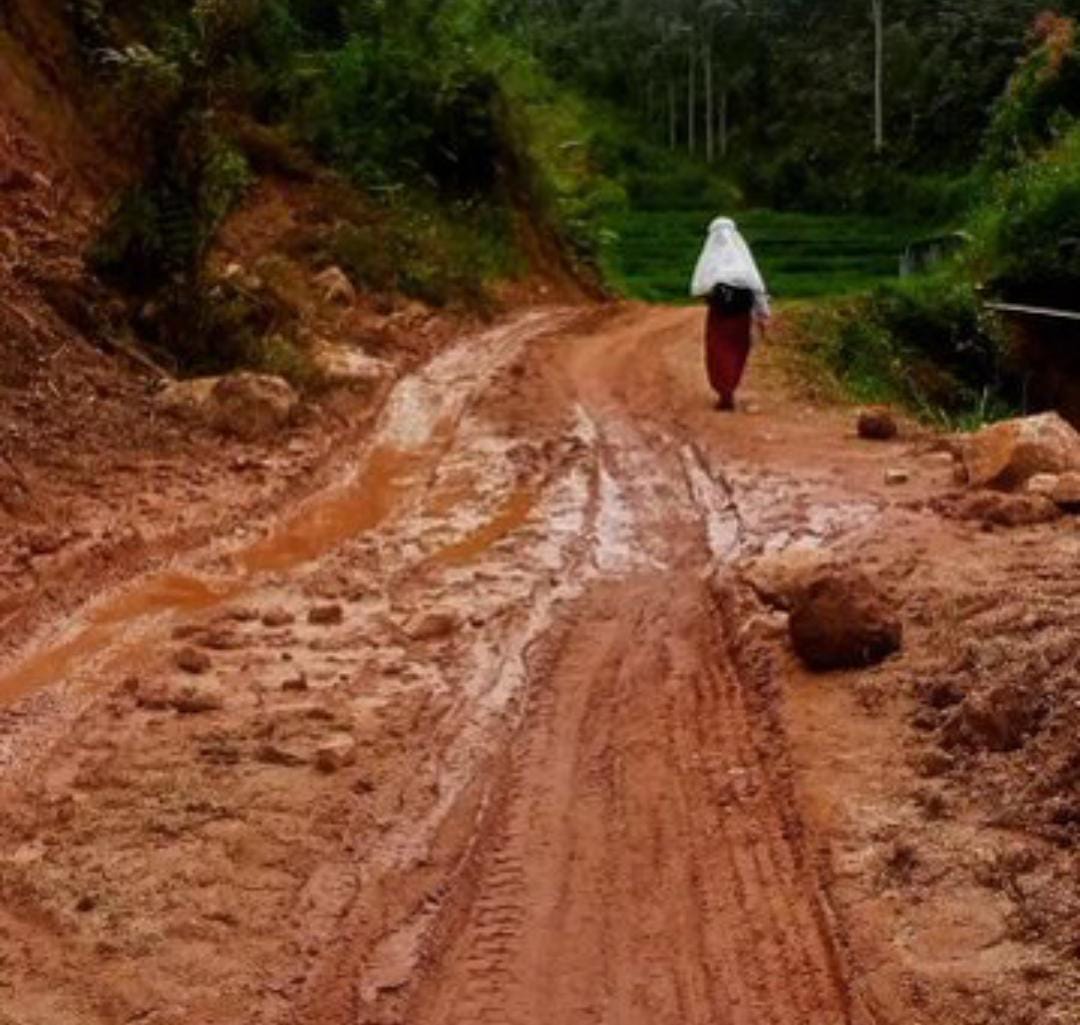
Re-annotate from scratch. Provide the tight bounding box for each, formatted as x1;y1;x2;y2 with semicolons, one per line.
690;217;771;319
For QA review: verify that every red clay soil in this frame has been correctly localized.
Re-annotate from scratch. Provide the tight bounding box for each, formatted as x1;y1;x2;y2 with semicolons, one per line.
0;304;1078;1025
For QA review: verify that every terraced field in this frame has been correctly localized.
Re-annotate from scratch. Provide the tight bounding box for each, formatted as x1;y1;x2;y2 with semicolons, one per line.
603;208;936;302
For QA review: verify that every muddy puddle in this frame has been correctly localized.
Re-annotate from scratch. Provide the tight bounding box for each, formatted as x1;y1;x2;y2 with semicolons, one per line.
0;314;564;708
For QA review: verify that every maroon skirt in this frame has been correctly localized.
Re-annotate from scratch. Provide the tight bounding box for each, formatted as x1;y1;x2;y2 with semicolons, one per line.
705;307;752;400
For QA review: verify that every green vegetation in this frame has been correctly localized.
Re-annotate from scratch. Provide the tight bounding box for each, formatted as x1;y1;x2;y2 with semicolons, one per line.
797;274;1017;427
780;12;1080;426
61;0;620;380
603;209;927;303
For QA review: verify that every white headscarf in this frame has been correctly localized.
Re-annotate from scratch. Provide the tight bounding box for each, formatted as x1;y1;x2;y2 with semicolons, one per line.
690;217;771;319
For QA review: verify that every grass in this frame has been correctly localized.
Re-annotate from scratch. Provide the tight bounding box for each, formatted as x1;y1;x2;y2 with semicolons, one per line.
601;209;938;303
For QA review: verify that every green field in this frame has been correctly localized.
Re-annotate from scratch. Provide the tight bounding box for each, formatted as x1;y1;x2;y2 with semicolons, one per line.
602;209;934;303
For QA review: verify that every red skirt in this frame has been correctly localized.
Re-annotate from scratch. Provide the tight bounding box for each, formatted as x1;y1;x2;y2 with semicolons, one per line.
705;307;752;400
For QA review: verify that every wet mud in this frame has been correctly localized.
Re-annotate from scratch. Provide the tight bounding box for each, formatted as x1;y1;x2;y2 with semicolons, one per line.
0;305;1076;1025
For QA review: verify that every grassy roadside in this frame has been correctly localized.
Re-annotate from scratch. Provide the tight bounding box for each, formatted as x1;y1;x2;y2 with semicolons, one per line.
601;209;935;303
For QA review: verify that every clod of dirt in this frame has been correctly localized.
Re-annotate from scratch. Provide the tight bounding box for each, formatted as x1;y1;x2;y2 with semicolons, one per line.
135;679;173;710
915;748;956;778
174;646;212;675
789;566;902;671
916;678;966;710
25;529;66;556
315;733;358;773
1026;473;1060;497
256;742;308;767
282;672;309;692
884;467;910;486
943;684;1043;753
197;628;245;651
934;491;1062;528
857;407;899;441
311;340;393;390
314;265;357;306
407;611;459;642
209;373;300;442
741;549;836;612
262;608;296;628
955;412;1080;491
1051;471;1080;510
157;377;220;421
170;679;225;715
308;604;344;626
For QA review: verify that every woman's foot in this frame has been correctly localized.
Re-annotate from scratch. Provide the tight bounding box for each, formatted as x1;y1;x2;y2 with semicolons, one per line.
715;394;736;412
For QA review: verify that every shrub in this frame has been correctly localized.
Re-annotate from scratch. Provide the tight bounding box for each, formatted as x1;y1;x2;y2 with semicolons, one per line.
983;13;1080;172
971;122;1080;306
803;273;1018;425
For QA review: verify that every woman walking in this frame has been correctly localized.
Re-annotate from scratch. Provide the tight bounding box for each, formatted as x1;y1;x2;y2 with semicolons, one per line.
690;218;771;411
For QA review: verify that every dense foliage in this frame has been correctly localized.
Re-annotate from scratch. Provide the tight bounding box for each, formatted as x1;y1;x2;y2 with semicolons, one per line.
518;1;1080;214
54;0;624;375
804;12;1080;424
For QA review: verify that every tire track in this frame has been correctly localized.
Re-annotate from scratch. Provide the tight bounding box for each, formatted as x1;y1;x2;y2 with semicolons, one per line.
407;576;863;1025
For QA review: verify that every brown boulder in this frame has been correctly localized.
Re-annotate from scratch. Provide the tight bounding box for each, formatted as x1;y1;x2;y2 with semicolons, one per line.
789;566;902;672
857;407;898;441
956;412;1080;491
208;373;299;441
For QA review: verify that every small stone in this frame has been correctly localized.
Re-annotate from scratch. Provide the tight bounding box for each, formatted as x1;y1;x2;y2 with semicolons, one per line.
198;628;245;651
256;743;308;767
26;530;65;556
135;679;173;710
884;468;910;486
75;894;97;913
1025;473;1059;497
917;749;955;778
407;611;458;642
308;604;345;626
857;408;898;441
1051;471;1080;510
315;734;358;773
314;266;357;306
282;672;309;693
171;679;225;714
262;608;296;628
175;647;212;675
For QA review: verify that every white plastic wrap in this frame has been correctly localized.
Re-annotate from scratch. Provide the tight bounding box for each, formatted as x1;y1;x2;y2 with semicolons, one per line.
690;217;771;318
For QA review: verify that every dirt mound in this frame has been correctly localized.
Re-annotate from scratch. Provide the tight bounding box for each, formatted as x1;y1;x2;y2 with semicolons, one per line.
789;564;902;671
934;490;1063;527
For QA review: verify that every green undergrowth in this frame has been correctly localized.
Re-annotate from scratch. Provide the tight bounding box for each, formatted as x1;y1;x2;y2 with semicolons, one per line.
602;209;931;303
63;0;617;383
790;274;1019;429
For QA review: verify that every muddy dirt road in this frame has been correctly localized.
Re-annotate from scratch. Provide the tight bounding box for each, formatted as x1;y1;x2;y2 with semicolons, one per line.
1;305;1077;1025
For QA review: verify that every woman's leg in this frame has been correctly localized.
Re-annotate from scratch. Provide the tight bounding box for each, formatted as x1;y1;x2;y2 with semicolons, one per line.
705;310;752;409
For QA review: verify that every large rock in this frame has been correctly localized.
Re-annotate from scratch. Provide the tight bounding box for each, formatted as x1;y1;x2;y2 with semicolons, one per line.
957;413;1080;491
789;566;902;672
208;373;299;441
157;372;299;441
